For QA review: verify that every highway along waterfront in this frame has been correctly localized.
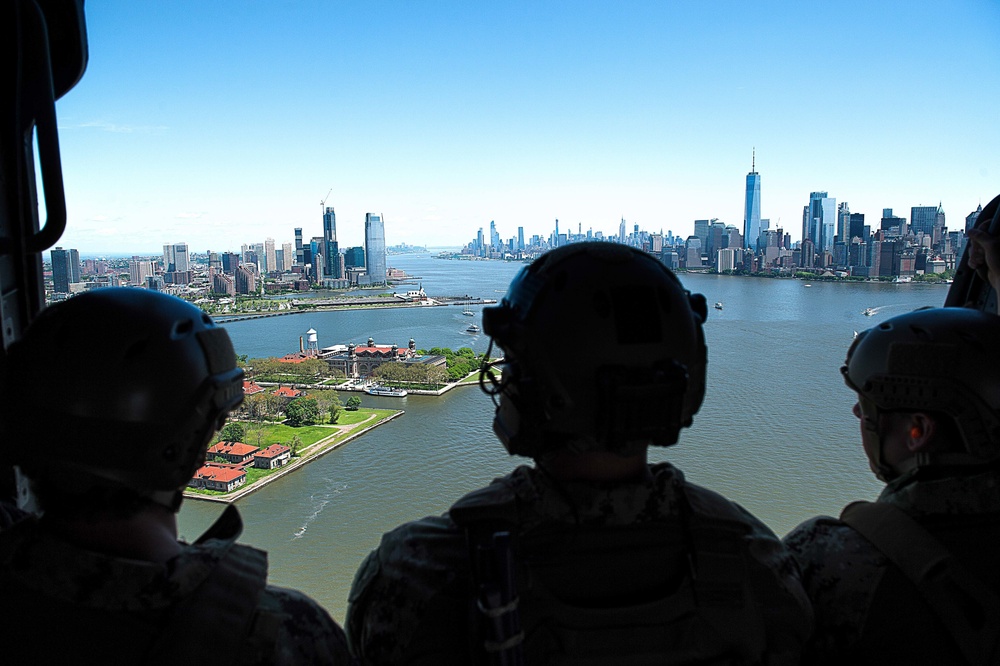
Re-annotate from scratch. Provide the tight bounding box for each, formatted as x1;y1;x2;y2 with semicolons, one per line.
178;252;950;621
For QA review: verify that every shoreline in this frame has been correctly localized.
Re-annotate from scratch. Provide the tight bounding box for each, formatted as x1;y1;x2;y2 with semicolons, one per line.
184;410;404;504
212;297;497;323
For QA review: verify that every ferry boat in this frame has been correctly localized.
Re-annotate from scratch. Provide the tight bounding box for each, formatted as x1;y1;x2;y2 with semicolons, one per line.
366;385;408;397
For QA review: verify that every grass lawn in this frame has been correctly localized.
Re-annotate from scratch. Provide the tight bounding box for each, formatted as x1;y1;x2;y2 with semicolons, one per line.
190;408;400;498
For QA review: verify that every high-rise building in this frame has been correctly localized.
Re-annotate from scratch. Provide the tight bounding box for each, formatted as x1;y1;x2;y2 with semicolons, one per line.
693;219;710;249
162;242;189;273
849;213;866;242
910;205;938;236
517;227;525;251
323;206;340;278
365;213;387;285
235;264;257;294
51;247;81;293
128;258;156;286
294;228;304;266
803;192;836;253
743;152;761;251
880;209;907;237
282;242;294;271
837;202;850;244
967;204;983;231
310;237;325;283
344;246;366;269
265;238;276;274
222;252;240;274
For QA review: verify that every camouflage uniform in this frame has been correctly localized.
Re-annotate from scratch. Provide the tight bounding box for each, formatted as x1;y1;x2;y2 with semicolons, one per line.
784;467;1000;665
347;462;812;665
0;505;353;665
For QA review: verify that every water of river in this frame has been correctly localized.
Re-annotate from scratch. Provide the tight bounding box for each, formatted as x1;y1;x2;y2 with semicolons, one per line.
177;253;950;621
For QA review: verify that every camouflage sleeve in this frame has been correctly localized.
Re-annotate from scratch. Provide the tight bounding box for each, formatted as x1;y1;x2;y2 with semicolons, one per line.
684;484;813;665
734;510;814;665
783;515;887;665
346;516;470;665
260;585;355;666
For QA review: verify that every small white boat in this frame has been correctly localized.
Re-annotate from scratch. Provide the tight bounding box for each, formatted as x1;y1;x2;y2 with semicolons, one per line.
863;308;876;316
714;302;723;310
466;324;481;333
462;309;474;316
367;385;407;397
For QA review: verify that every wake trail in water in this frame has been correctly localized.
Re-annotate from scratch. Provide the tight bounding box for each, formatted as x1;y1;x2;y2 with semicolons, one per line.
292;480;348;540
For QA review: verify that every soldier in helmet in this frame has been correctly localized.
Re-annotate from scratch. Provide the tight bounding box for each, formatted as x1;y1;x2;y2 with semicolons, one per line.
347;242;811;665
0;288;352;665
784;307;1000;665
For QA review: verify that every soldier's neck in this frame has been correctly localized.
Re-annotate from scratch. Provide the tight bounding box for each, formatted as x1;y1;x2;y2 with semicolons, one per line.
540;449;651;482
43;506;183;563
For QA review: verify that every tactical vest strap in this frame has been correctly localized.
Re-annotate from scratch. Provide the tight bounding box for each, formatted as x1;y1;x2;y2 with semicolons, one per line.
841;500;1000;665
145;505;270;666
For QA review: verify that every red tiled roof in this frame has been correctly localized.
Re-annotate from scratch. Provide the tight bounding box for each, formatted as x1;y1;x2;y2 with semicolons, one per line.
194;466;245;482
279;354;310;363
272;386;303;397
243;381;264;395
207;441;259;457
256;444;291;458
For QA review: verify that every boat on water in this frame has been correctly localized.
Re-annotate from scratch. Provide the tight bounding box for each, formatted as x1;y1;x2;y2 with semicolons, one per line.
367;385;408;397
714;302;723;310
863;307;876;316
466;323;481;333
462;309;474;316
804;284;812;287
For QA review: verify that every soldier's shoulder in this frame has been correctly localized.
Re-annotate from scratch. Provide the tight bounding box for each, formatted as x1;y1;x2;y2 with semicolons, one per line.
783;514;887;659
679;476;779;539
259;584;353;665
784;514;876;560
347;514;470;664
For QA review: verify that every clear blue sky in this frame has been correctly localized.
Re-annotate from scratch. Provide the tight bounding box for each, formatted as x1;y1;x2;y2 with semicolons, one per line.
52;1;1000;256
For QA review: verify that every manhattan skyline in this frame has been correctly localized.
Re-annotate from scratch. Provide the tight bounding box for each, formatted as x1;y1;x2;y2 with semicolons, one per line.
51;1;999;254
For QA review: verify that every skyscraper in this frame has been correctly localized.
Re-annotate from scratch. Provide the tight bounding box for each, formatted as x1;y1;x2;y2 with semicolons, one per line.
365;213;386;285
967;204;983;231
803;192;836;253
294;228;304;266
837;202;850;244
910;205;938;236
743;151;761;251
265;238;276;274
51;247;81;293
162;242;189;273
849;213;866;242
323;206;340;278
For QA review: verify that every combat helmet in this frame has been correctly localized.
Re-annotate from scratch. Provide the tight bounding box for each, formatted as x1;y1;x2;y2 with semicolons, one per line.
843;307;1000;479
481;242;707;458
0;288;244;509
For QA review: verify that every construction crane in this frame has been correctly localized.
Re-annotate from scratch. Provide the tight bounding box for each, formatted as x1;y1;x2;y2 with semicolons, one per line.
320;188;332;213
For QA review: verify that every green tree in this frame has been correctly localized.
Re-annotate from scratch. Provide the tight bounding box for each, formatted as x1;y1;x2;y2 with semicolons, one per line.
285;397;320;427
289;434;303;457
220;421;246;442
329;393;344;424
346;395;362;411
